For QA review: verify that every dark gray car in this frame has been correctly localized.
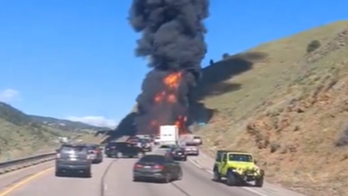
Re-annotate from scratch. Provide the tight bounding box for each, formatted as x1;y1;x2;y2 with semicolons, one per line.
55;144;92;177
86;144;103;164
133;154;183;183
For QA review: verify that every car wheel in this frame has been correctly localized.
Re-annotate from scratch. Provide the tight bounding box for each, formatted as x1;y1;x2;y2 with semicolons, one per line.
85;170;92;178
162;173;171;183
55;170;62;177
133;177;141;182
255;176;264;187
176;170;183;181
213;169;221;181
182;157;187;161
226;171;237;186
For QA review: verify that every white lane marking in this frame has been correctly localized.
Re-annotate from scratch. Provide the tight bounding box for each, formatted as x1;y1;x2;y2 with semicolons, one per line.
187;157;268;196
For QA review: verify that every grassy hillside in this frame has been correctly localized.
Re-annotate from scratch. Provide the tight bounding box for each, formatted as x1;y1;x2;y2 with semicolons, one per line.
0;102;102;161
194;20;348;196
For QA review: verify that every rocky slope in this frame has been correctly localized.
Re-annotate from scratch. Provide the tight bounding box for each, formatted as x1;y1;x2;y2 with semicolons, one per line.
197;21;348;196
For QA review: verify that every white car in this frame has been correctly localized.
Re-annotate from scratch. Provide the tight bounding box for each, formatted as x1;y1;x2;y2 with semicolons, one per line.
184;144;199;156
154;136;161;145
192;136;203;145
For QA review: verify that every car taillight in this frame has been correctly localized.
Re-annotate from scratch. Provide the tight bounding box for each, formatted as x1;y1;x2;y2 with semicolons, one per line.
56;153;60;158
134;164;143;169
153;165;164;169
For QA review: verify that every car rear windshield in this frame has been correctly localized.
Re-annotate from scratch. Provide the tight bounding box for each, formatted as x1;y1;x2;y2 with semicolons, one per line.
229;154;252;162
108;142;132;148
139;155;165;163
87;145;98;150
60;145;87;153
173;147;184;151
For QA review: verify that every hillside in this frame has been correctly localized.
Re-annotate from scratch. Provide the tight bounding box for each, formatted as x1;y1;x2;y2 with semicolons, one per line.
114;20;348;196
194;20;348;196
0;102;101;161
30;115;110;132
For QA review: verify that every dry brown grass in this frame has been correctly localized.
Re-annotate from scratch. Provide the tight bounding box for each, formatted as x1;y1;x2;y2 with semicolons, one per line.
0;118;101;162
195;20;348;196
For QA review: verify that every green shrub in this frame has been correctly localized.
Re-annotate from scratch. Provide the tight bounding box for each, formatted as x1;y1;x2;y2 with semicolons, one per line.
306;40;321;53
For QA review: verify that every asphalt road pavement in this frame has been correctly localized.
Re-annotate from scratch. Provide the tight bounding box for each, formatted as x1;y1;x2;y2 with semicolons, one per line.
0;146;302;196
0;158;115;196
104;156;267;196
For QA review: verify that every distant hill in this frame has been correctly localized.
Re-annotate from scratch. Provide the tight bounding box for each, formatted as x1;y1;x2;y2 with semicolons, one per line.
0;102;33;126
30;115;111;132
0;101;105;160
0;101;75;160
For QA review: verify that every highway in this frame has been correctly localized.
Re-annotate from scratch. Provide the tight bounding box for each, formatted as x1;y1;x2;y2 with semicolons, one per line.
0;147;305;196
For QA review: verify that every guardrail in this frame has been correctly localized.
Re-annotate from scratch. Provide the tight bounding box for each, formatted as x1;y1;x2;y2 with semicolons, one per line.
0;134;87;175
0;152;56;175
0;134;116;175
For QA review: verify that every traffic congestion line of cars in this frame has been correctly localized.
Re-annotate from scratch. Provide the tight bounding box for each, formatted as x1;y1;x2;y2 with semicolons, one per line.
53;134;265;188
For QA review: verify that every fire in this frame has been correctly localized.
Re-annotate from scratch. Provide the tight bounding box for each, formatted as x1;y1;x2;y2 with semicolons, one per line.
174;116;188;135
153;72;182;104
154;92;166;102
164;72;182;89
167;94;176;103
151;71;189;135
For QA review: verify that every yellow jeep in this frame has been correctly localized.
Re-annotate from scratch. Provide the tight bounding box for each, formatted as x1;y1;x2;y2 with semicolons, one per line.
212;150;264;187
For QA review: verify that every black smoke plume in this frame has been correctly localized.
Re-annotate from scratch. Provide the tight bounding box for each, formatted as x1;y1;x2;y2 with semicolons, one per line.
128;0;209;134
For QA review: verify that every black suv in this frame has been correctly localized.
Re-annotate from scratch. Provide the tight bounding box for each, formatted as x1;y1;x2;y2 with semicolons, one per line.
168;146;187;161
105;142;145;158
55;144;92;177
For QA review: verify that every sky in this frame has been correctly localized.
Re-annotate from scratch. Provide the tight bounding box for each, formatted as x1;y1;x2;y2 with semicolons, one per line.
0;0;347;128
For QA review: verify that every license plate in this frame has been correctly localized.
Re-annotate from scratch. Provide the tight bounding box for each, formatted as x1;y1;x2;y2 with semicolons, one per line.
178;153;182;155
69;154;77;161
144;166;151;168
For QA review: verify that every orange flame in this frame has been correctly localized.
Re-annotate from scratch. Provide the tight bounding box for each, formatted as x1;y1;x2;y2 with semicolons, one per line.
174;116;188;135
151;71;188;135
167;94;176;103
164;72;182;89
154;92;166;102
